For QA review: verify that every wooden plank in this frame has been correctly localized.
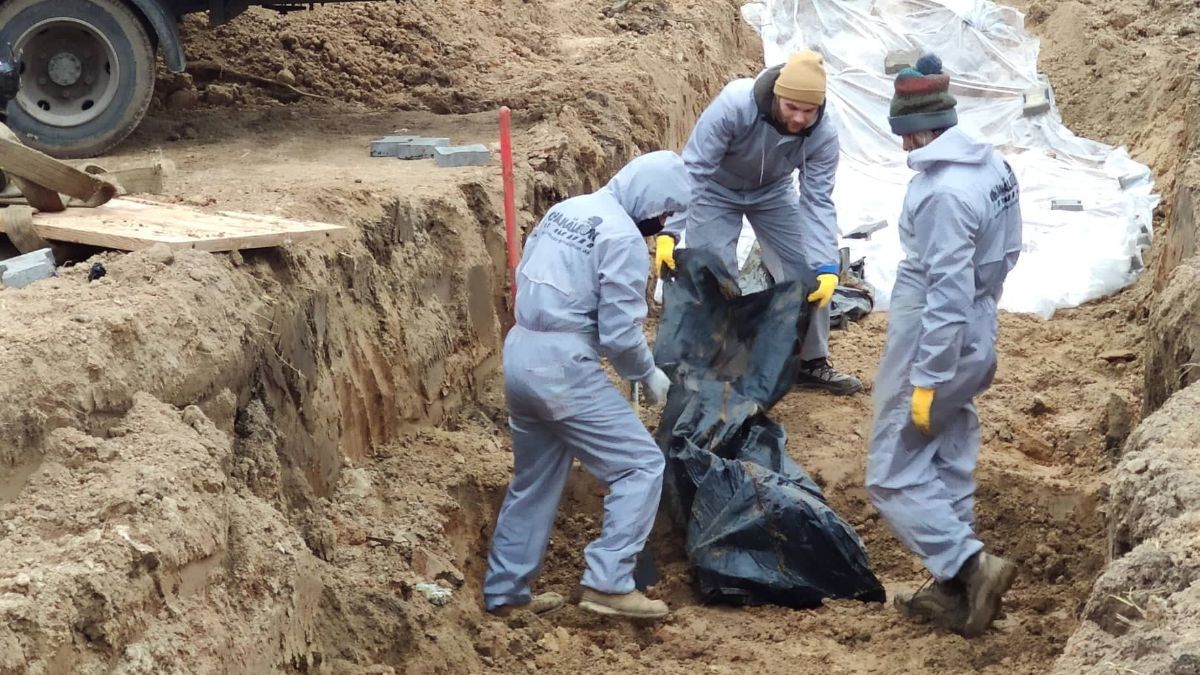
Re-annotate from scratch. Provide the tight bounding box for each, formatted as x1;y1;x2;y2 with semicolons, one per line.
0;197;349;252
0;124;65;211
0;123;116;207
103;164;165;195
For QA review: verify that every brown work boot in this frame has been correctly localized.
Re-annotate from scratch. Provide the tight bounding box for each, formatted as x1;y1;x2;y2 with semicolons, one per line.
894;579;968;633
578;588;669;619
489;591;565;617
956;552;1018;637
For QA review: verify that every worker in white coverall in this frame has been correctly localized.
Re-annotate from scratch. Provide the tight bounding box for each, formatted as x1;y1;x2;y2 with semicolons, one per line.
865;54;1023;637
482;151;687;620
655;50;862;395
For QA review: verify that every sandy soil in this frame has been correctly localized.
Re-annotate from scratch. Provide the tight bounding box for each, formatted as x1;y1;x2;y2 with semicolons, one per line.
1;0;1198;672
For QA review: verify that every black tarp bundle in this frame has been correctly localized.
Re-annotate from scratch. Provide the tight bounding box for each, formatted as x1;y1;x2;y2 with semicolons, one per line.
653;249;886;609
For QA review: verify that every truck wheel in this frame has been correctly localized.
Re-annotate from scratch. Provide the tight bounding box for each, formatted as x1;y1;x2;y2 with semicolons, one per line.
0;0;155;158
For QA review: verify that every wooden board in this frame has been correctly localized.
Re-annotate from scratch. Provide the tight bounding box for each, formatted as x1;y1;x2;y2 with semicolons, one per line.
0;197;349;252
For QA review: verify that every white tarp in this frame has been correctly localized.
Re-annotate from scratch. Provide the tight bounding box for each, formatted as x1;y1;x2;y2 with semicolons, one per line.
666;0;1158;319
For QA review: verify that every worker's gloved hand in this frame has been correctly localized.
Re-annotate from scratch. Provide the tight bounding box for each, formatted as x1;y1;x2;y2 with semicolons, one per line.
806;273;839;308
654;235;677;276
911;386;935;435
642;367;671;405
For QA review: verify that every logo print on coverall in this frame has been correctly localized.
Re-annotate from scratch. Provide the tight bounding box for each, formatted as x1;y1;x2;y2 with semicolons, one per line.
544;212;601;253
989;162;1019;215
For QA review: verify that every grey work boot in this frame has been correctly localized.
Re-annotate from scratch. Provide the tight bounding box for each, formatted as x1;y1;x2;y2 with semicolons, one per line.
956;551;1018;637
796;358;863;396
489;591;565;617
578;588;669;619
894;578;968;633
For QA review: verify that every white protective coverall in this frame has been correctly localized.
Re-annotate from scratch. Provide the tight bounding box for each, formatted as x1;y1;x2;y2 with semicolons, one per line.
865;127;1022;581
483;151;690;610
665;64;841;361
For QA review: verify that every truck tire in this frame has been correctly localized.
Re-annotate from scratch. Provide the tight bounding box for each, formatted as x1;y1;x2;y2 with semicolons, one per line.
0;0;155;158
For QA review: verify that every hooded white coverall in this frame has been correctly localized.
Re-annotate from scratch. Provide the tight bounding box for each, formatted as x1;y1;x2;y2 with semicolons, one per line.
665;64;841;361
483;151;691;610
865;127;1022;581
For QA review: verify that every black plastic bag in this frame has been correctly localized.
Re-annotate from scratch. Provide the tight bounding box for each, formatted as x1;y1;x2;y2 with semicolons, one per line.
653;248;886;608
736;242;875;330
830;251;875;329
831;285;873;329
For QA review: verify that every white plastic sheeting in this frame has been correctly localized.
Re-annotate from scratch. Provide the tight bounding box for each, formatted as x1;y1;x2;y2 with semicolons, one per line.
669;0;1158;319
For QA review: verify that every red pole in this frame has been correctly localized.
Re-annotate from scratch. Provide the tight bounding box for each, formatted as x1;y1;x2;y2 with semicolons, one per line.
499;106;519;308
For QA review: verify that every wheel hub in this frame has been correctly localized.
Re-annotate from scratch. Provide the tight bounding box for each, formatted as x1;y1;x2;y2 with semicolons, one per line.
13;19;119;127
47;51;82;87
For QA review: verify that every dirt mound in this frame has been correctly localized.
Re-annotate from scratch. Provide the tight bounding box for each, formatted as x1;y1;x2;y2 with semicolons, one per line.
169;0;758;161
177;0;670;108
0;394;312;673
1054;383;1200;674
1145;255;1200;412
0;248;261;468
0;390;523;673
1016;0;1199;188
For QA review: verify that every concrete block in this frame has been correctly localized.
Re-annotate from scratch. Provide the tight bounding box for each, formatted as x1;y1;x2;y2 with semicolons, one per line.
1023;84;1052;116
1051;198;1083;212
369;135;417;157
884;48;922;75
1137;225;1152;249
434;144;490;168
0;247;55;288
398;137;450;159
1119;172;1145;190
370;136;450;159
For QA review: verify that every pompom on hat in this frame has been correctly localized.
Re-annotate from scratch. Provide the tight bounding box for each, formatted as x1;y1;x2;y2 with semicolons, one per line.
888;53;958;135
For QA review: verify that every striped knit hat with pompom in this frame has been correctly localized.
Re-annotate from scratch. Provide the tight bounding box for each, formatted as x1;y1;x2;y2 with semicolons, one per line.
888;53;958;135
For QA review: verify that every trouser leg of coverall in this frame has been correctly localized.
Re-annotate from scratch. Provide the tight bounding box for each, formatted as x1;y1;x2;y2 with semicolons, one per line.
683;189;742;276
482;415;574;611
746;188;830;362
937;402;982;530
866;402;984;582
797;303;830;361
555;377;665;594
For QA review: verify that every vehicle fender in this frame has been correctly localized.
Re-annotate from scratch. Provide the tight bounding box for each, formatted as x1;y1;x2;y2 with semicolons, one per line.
123;0;186;72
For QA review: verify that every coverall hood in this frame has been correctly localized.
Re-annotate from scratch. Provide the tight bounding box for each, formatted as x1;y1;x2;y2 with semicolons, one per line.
908;127;992;171
603;150;692;223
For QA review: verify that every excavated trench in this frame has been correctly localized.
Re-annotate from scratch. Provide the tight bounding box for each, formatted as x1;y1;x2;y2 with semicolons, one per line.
0;147;1126;674
0;124;1154;675
5;0;1200;671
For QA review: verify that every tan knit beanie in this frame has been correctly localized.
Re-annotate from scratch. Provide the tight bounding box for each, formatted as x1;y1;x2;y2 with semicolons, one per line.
773;50;826;106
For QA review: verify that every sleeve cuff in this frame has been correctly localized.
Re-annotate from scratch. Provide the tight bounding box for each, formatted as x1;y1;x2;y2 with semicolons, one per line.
910;368;944;390
630;362;656;382
816;263;839;276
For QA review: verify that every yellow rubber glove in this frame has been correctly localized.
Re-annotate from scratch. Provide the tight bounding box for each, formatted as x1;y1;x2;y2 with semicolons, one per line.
806;273;839;308
911;387;935;435
655;235;676;275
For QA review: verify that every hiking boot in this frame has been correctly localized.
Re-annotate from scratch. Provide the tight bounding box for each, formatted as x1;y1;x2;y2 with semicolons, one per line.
578;589;669;619
894;579;968;633
796;358;863;395
489;592;565;617
956;551;1018;637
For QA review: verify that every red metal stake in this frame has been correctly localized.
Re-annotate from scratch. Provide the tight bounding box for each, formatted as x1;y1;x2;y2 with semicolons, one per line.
499;106;519;308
